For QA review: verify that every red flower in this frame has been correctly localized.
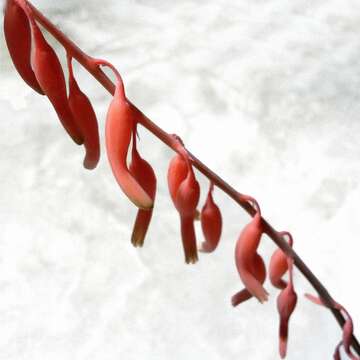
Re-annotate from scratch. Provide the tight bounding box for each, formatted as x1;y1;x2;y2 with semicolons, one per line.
277;261;297;358
167;153;188;207
269;232;293;290
3;0;44;94
232;211;268;304
175;164;200;264
67;56;100;169
199;182;222;253
30;17;83;145
105;76;153;209
129;127;157;247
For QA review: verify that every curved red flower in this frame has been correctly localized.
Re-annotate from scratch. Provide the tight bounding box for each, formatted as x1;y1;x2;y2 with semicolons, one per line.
277;267;297;358
167;153;188;207
129;129;157;247
67;56;100;169
105;78;153;209
3;0;44;94
30;18;83;145
233;212;268;304
199;182;222;253
269;232;293;290
175;165;200;264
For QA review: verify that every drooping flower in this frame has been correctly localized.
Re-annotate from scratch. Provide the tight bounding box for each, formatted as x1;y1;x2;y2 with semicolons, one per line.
67;55;100;169
105;71;153;209
269;232;294;290
30;16;83;145
232;252;266;306
167;153;188;207
129;126;157;247
233;210;268;304
333;342;342;360
277;258;297;358
175;163;200;264
199;182;222;253
3;0;44;94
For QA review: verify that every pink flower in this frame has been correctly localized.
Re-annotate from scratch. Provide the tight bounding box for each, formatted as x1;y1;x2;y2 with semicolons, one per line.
129;127;157;247
269;232;294;290
232;211;268;304
277;263;297;358
199;182;222;253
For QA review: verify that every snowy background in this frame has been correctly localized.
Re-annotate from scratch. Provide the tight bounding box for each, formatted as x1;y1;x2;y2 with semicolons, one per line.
1;0;360;359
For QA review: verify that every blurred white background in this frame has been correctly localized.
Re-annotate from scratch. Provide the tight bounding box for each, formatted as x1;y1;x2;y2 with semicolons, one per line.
1;0;360;359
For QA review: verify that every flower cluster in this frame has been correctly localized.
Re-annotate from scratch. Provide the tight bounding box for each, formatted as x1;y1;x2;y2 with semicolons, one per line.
3;0;359;358
4;0;100;164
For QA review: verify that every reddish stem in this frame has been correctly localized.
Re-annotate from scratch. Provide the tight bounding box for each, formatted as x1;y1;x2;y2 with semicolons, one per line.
25;1;360;355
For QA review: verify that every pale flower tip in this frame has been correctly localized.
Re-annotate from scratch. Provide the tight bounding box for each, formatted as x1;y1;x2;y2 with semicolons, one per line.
198;242;213;253
131;231;145;248
185;253;199;265
279;336;287;358
255;288;269;304
304;293;323;306
135;197;154;210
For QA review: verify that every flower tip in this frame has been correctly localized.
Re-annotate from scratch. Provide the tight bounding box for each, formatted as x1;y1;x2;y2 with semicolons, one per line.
198;242;213;253
73;134;84;146
185;252;198;264
83;158;97;170
131;232;145;248
279;336;287;358
139;199;154;210
304;293;323;306
257;290;269;304
231;289;252;307
130;210;152;248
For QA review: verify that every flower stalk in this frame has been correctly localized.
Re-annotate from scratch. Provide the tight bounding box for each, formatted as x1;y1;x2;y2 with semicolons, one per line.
5;0;360;356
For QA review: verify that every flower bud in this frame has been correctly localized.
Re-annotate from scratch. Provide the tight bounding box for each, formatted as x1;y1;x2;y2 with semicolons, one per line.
129;145;157;247
233;212;268;304
68;57;100;169
31;21;83;145
4;0;44;94
232;253;266;306
167;154;188;207
199;182;222;253
269;248;288;289
105;82;153;210
175;167;200;264
277;282;297;358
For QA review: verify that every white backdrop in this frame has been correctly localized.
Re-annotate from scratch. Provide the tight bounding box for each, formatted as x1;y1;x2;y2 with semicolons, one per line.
1;0;360;359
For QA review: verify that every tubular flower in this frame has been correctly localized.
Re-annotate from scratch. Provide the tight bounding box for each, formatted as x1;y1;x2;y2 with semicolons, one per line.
269;232;294;290
199;182;222;253
232;253;266;306
104;68;153;210
3;0;44;94
67;55;100;169
129;127;157;247
277;258;297;358
167;153;188;207
233;211;268;304
333;342;342;360
30;17;83;145
175;163;200;264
